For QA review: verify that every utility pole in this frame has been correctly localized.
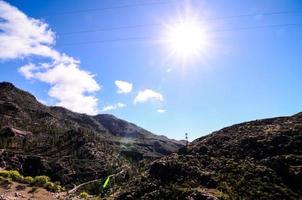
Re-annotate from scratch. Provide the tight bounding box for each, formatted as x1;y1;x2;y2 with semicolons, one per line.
185;133;188;147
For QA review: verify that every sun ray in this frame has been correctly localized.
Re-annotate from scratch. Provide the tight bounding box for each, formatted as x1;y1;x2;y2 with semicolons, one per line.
161;6;213;67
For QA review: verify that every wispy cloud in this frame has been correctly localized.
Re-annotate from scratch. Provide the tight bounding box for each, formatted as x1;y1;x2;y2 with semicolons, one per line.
115;80;133;94
157;109;166;113
101;102;126;112
134;89;163;104
0;1;100;115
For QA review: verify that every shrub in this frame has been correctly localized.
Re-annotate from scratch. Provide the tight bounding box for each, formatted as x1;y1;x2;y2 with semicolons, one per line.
44;182;54;191
0;170;23;182
52;183;61;192
41;181;61;192
33;175;50;187
80;191;89;199
24;176;34;184
9;170;24;182
0;170;10;178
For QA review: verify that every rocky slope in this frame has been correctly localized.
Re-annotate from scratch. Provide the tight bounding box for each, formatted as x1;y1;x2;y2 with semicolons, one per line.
112;113;302;200
0;82;184;185
1;81;301;200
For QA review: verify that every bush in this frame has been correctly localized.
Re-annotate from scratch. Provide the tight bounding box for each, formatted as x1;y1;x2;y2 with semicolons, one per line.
44;182;54;191
0;170;23;182
33;175;50;187
40;180;61;192
0;171;61;192
0;170;10;178
80;191;89;199
9;170;24;182
24;176;34;184
52;183;61;192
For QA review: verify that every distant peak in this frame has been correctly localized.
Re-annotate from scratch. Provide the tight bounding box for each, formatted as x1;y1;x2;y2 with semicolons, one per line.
0;81;37;103
0;82;16;89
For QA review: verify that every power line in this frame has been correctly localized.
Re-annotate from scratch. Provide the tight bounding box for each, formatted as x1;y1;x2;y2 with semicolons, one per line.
206;10;302;21
57;36;151;46
40;0;176;17
210;22;302;33
57;22;302;46
58;23;160;35
57;10;302;36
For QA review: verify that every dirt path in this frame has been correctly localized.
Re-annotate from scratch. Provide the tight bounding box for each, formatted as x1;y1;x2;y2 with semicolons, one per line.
67;167;127;195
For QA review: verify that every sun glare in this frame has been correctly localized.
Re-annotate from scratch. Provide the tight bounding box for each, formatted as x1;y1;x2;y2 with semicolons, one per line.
163;18;210;64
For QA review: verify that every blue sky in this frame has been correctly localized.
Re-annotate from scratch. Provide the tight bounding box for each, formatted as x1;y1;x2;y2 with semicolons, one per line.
0;0;302;140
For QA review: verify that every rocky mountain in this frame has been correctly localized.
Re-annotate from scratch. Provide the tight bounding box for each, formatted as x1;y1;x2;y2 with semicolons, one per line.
112;113;302;200
0;82;184;185
1;81;301;200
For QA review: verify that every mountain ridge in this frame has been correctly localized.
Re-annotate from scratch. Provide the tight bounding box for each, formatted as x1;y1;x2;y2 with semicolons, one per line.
0;81;184;185
0;81;182;146
1;82;301;199
111;111;302;199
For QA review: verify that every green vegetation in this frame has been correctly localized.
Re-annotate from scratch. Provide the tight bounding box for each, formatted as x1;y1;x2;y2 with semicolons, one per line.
7;170;23;182
24;176;34;184
0;169;61;192
0;170;24;182
33;175;50;187
80;191;89;199
44;181;54;190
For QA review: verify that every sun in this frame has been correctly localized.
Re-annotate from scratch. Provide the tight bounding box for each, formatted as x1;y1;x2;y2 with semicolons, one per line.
163;18;210;64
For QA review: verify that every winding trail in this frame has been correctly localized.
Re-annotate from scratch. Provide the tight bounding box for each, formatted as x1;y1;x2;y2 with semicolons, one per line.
68;178;103;194
67;167;127;195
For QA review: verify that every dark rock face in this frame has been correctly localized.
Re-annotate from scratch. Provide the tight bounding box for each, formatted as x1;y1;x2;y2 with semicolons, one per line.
113;113;302;200
0;82;184;185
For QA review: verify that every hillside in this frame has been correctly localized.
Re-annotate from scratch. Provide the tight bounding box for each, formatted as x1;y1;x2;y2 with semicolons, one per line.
0;82;184;185
1;82;301;199
112;113;302;199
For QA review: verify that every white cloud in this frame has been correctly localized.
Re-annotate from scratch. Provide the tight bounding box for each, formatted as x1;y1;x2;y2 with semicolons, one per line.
18;63;38;79
0;1;57;60
134;89;163;104
20;60;101;115
1;1;101;115
115;80;132;94
101;102;126;112
157;109;166;113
